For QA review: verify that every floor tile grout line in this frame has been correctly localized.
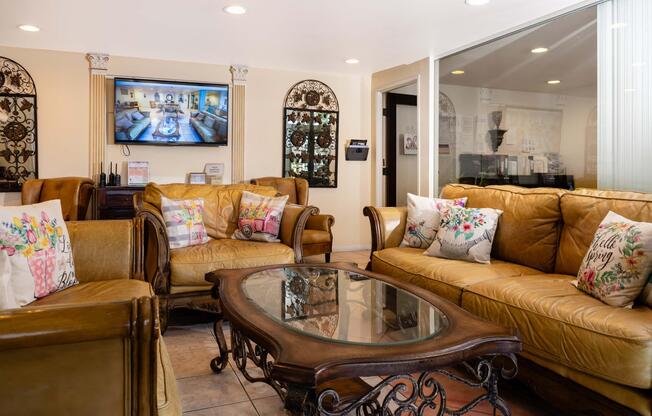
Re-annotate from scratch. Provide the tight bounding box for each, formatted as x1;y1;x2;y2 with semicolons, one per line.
182;398;253;415
229;360;263;416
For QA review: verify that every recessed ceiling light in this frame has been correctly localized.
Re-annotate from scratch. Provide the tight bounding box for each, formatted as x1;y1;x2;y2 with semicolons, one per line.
451;70;465;75
18;24;40;32
547;80;561;85
345;58;359;64
531;47;548;54
223;5;246;15
465;0;490;5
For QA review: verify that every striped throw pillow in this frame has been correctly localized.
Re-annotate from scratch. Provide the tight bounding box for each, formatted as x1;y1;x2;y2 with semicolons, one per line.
161;196;210;249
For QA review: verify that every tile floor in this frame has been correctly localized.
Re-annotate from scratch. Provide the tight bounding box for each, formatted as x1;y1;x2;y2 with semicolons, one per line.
164;251;555;415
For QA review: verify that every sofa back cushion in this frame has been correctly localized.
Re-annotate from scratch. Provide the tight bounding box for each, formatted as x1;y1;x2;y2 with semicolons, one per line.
144;183;278;239
556;188;652;275
440;184;564;272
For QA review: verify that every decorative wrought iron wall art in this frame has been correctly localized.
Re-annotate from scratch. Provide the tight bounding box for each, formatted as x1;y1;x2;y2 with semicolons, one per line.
0;57;38;191
283;80;338;188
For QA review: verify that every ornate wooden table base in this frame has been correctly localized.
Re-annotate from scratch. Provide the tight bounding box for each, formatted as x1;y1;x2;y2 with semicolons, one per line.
212;325;518;416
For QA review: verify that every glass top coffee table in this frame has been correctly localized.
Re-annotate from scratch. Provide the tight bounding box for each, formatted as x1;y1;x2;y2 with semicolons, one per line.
206;263;521;415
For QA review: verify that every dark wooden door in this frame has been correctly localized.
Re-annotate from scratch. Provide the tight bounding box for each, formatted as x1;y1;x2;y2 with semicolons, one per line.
385;93;417;207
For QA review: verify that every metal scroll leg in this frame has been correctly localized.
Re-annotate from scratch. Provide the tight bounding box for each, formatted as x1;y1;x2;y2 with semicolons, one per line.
285;383;317;416
210;317;229;373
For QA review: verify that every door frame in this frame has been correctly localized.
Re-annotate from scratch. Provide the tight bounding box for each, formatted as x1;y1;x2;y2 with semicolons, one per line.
385;93;418;207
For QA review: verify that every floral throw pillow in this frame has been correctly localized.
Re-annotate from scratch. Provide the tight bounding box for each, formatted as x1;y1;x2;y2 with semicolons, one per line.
573;211;652;308
161;196;210;249
232;191;289;243
424;206;502;264
400;194;467;249
0;200;78;308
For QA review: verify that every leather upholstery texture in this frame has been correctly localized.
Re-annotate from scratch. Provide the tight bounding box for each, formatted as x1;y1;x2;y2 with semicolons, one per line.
21;177;94;221
371;247;539;304
30;280;153;306
170;238;294;288
462;274;652;389
556;188;652;275
441;184;564;272
302;229;331;244
67;220;137;282
144;183;278;239
251;177;309;205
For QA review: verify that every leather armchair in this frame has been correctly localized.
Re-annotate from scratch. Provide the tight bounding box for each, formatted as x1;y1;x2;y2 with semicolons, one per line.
0;219;181;416
22;177;95;220
251;177;335;261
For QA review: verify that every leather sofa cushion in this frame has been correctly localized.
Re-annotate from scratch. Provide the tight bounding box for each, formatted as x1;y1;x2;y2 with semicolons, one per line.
29;280;153;306
462;274;652;389
302;229;331;245
170;238;295;287
371;247;539;304
144;183;278;240
556;188;652;276
441;184;564;272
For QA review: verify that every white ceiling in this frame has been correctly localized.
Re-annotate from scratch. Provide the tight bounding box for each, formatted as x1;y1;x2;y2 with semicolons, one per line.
439;5;597;96
0;0;595;75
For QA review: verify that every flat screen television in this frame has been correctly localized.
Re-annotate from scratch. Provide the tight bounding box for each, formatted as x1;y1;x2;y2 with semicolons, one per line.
113;78;229;146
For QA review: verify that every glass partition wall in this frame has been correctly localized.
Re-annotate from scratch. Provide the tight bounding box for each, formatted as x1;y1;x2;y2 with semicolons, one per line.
437;6;597;192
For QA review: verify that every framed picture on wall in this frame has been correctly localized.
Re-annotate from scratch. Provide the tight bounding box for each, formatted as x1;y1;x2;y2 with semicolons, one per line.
401;133;418;155
188;172;206;184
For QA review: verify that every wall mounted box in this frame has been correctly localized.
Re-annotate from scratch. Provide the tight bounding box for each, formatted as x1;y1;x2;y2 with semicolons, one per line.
346;139;369;161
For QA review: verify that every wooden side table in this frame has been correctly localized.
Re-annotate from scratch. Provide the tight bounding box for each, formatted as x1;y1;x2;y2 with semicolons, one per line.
96;186;145;219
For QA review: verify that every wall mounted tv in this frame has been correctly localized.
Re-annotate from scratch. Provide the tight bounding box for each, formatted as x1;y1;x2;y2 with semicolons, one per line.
114;78;229;146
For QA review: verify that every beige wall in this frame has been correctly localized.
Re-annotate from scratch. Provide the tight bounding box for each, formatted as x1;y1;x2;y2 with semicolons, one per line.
370;58;435;205
0;46;372;250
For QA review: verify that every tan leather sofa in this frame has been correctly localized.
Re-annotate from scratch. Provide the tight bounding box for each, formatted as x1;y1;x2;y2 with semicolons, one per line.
0;219;181;416
251;177;335;261
365;184;652;416
134;183;316;330
22;177;95;220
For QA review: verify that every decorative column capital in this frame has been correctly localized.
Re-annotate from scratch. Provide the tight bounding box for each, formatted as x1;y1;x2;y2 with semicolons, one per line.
86;53;110;72
230;65;248;85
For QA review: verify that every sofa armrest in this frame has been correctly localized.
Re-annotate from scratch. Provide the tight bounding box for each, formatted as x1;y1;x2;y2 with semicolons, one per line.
363;206;407;265
134;193;171;296
280;203;318;263
0;297;159;416
66;219;144;282
306;213;335;232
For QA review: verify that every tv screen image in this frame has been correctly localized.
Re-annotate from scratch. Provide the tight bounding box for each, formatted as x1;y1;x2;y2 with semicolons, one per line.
114;78;229;146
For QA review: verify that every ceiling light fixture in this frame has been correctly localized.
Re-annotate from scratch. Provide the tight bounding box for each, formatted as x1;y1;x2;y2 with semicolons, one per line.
450;70;465;75
547;80;561;85
465;0;490;5
345;58;359;64
531;47;548;54
223;5;246;15
18;24;40;32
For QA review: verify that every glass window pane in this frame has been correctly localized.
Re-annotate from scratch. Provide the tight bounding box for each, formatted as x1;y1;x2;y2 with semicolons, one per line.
437;6;597;192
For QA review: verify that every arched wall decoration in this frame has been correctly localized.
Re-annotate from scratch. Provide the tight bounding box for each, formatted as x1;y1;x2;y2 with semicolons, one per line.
0;56;38;191
283;80;339;188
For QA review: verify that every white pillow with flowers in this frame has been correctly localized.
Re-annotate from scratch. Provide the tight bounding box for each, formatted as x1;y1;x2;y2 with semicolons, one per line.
0;200;77;309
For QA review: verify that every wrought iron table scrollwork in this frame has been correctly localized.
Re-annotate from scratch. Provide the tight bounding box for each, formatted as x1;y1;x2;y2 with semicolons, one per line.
223;325;518;416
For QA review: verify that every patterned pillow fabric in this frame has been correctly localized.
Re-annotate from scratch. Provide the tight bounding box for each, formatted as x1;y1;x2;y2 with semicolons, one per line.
573;211;652;308
161;196;210;249
424;206;502;264
400;193;467;249
232;191;289;243
0;200;78;309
